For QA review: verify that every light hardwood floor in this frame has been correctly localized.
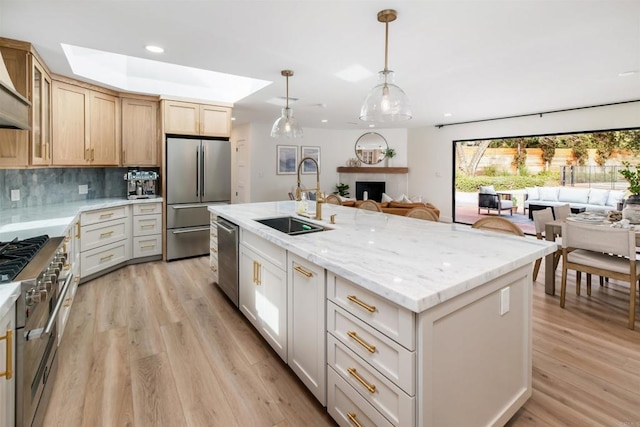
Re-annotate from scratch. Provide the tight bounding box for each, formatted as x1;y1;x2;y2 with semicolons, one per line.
43;257;640;426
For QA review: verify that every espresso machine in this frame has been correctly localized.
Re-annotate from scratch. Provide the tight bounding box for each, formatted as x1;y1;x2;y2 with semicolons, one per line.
124;170;159;199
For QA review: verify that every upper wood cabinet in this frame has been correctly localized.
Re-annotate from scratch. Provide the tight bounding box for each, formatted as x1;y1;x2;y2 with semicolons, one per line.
31;57;52;165
163;100;231;137
121;97;159;166
52;79;121;166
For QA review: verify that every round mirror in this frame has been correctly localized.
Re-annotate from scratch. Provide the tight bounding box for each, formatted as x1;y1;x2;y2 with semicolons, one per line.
355;132;388;165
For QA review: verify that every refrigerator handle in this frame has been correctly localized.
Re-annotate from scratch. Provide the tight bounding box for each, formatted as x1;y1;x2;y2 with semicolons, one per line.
202;145;206;198
196;147;200;197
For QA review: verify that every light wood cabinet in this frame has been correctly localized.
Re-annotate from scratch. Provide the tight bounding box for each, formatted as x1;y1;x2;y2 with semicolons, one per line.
0;131;28;167
31;56;51;165
239;230;287;361
163;100;231;137
121;97;159;166
52;79;120;166
287;253;326;405
0;302;16;427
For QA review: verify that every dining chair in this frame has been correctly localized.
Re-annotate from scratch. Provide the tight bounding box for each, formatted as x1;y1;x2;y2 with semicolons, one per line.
471;217;524;236
358;200;383;212
406;207;438;222
532;208;561;281
325;194;342;205
560;220;639;329
553;204;571;221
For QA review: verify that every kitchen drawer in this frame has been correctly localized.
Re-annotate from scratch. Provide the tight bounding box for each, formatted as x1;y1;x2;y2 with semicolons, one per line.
80;239;131;277
81;205;129;225
132;214;161;236
133;202;162;216
328;272;415;350
327;367;394;427
328;337;415;427
81;217;129;252
240;229;286;270
132;235;162;258
328;302;415;395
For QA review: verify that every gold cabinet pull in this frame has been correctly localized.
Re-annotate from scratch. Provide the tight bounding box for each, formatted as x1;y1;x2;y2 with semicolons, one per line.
84;148;90;161
347;412;362;427
140;224;155;229
140;244;155;249
256;261;262;285
0;329;12;380
294;265;313;278
347;331;376;354
63;297;72;307
76;221;81;239
253;261;261;285
347;367;376;394
64;236;71;243
140;207;155;212
99;231;114;238
347;295;376;313
100;254;114;262
99;212;114;219
91;148;95;161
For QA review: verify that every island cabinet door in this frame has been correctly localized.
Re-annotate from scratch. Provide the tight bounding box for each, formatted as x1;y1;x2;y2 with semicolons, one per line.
238;244;287;362
287;253;326;406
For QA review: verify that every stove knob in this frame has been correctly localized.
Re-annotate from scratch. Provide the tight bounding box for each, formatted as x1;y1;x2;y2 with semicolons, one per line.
57;255;67;265
39;288;48;300
26;288;41;305
42;280;52;293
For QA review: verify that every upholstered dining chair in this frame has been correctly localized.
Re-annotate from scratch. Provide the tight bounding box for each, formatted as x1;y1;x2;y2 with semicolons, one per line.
325;194;342;205
406;207;439;222
358;200;383;212
560;220;639;329
471;217;524;236
532;208;561;281
553;204;571;221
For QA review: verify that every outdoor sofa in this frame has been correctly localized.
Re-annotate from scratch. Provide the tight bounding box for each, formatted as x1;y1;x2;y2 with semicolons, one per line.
523;186;624;219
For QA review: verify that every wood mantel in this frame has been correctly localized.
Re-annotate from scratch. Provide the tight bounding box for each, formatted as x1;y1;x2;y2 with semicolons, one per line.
337;167;409;174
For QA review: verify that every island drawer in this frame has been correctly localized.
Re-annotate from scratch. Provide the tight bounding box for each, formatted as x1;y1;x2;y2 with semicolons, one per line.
328;302;415;395
327;367;394;427
328;272;415;350
133;202;162;216
240;229;286;270
81;205;129;225
328;336;415;426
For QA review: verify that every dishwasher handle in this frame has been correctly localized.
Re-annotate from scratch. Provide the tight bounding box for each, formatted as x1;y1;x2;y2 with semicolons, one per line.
216;220;237;234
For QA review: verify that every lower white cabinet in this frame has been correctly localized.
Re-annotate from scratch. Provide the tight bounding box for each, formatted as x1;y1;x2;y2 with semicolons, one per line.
80;239;131;277
132;202;162;258
209;213;218;283
239;231;287;361
0;303;16;427
287;253;326;405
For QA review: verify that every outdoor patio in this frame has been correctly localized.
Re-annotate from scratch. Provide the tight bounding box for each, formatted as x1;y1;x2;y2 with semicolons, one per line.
455;191;535;235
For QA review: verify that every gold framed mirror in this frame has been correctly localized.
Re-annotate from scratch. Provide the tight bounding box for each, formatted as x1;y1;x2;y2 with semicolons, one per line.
355;132;388;165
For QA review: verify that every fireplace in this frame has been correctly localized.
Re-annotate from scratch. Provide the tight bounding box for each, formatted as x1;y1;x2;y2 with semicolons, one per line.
356;181;386;202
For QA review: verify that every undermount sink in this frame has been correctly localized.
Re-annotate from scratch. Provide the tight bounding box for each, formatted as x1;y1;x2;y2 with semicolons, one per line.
256;216;326;236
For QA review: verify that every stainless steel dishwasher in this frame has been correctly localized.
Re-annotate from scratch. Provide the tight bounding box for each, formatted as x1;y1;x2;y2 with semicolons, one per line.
216;217;239;307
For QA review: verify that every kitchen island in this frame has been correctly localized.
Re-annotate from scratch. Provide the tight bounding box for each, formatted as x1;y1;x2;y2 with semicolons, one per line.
209;201;557;427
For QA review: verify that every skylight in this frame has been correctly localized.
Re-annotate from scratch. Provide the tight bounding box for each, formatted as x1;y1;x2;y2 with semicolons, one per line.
61;43;271;103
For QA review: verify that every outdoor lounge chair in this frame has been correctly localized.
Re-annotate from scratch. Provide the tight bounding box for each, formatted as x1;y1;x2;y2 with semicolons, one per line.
477;185;514;216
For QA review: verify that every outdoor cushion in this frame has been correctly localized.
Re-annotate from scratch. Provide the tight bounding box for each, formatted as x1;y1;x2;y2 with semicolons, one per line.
525;187;540;200
606;190;625;207
558;187;589;204
539;187;559;201
479;185;497;194
588;188;609;206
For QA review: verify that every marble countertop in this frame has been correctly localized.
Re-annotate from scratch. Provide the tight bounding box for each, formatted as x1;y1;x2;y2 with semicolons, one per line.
209;201;557;313
0;198;163;241
0;282;20;320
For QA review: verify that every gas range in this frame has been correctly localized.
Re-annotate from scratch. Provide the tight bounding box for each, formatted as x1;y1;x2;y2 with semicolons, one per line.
0;235;52;283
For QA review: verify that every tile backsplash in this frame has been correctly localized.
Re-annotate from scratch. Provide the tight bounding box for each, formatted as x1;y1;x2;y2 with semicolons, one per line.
0;167;137;210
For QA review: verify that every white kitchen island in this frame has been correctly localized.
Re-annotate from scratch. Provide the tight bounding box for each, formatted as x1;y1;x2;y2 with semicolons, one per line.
209;201;557;427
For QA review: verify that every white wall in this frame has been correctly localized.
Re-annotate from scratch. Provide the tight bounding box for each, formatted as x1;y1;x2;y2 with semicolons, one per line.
408;102;640;223
237;122;407;202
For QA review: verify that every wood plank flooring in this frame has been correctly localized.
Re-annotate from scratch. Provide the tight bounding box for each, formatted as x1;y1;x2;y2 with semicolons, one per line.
43;256;640;426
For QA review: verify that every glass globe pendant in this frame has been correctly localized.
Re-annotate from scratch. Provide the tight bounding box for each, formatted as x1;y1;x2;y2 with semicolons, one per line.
360;9;412;122
271;70;303;138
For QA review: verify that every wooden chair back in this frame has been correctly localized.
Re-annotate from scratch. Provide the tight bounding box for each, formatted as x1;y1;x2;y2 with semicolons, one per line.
325;194;342;205
358;200;382;212
406;207;438;222
471;217;524;236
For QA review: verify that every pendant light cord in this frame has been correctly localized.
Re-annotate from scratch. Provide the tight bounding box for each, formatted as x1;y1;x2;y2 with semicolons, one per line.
384;21;389;72
285;74;290;109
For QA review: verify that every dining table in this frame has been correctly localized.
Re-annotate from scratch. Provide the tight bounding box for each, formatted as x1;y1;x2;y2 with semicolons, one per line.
544;216;640;295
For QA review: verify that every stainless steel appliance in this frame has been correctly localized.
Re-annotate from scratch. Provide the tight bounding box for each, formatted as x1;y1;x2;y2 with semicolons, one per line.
165;136;231;261
216;218;239;307
124;170;159;200
0;235;71;427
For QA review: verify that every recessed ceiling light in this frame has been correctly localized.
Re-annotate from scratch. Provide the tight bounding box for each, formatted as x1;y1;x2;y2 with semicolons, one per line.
145;45;164;53
368;124;375;128
443;113;453;117
619;70;637;77
231;117;236;121
321;119;328;123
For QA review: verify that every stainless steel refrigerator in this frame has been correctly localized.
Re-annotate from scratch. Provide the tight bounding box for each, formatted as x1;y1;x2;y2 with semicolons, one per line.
165;136;231;260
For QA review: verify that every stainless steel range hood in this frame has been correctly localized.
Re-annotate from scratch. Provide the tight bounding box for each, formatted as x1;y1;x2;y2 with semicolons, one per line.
0;50;30;130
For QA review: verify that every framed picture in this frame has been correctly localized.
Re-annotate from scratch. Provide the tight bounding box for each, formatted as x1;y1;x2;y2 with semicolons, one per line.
301;146;320;174
277;145;298;175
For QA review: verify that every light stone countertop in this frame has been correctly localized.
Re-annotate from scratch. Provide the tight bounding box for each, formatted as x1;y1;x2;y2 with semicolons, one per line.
0;282;20;320
209;201;557;313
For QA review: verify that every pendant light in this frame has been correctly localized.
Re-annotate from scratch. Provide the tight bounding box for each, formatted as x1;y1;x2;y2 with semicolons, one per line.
360;9;412;123
271;70;303;138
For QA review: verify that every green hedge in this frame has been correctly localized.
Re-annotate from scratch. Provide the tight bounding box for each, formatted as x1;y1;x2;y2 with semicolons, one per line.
455;173;559;192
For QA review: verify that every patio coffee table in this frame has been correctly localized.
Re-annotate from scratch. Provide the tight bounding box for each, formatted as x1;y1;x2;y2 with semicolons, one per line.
527;204;585;220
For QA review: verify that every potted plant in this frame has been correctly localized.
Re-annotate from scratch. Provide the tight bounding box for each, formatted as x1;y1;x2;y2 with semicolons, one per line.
382;148;396;167
618;161;640;222
334;183;350;197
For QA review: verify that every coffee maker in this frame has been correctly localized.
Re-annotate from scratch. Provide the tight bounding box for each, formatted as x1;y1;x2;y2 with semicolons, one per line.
124;170;159;199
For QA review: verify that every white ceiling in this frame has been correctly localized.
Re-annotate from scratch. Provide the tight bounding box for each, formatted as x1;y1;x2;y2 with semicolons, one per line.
1;0;639;131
